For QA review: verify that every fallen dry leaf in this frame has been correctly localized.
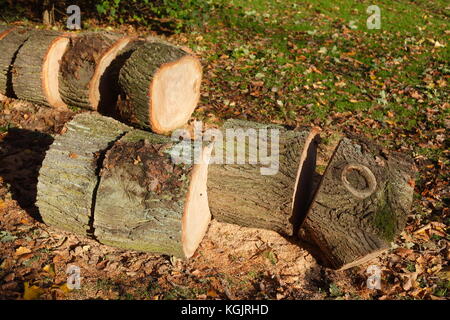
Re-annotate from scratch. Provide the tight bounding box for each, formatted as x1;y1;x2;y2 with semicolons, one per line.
43;264;55;277
23;282;44;300
15;246;32;256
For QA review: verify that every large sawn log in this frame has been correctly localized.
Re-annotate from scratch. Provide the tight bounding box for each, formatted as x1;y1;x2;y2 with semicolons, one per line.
298;137;417;270
118;41;202;134
206;119;320;236
59;32;136;111
94;129;212;258
36;113;130;236
37;113;211;258
13;30;71;108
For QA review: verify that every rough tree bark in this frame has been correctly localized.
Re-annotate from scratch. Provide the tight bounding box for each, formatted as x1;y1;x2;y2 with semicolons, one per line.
59;32;135;111
13;30;71;108
298;137;417;270
96;39;145;117
118;41;202;134
94;129;212;258
36;113;130;236
206;119;320;236
0;27;31;96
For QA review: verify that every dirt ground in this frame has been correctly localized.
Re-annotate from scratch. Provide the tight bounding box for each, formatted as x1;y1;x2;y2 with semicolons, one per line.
1;94;448;300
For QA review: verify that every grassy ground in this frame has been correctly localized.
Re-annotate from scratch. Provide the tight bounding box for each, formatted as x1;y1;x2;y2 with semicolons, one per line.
188;0;448;156
0;0;448;300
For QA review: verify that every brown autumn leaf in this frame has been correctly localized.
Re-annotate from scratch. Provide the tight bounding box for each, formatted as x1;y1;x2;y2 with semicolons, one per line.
23;282;44;300
15;246;32;256
402;271;418;291
207;289;219;298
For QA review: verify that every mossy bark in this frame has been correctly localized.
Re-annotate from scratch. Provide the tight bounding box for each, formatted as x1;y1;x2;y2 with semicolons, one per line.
0;27;31;96
298;137;417;270
94;129;196;257
36;113;130;236
13;30;68;106
207;119;319;236
59;32;122;110
117;41;191;131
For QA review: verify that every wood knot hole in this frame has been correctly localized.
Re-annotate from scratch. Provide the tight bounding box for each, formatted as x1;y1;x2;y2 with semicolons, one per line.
341;163;377;199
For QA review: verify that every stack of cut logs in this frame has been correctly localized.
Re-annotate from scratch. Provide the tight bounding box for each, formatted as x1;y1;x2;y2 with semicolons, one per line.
0;25;417;270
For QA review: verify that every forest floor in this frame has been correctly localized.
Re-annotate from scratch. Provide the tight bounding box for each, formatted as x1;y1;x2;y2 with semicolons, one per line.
0;0;448;300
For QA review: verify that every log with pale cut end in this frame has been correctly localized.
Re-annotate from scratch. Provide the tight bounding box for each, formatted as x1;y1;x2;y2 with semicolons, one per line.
36;113;131;236
298;137;417;270
94;129;212;258
0;27;31;96
59;32;136;111
13;30;71;108
206;119;320;236
118;41;202;134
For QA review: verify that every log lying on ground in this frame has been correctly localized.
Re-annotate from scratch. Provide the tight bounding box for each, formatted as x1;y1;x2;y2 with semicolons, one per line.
0;27;31;96
59;32;136;111
298;137;417;270
36;113;130;236
96;39;145;117
206;119;320;236
118;41;202;134
94;129;212;258
13;30;71;108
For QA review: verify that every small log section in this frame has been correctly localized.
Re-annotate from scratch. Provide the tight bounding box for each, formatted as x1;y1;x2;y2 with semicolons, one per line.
59;32;135;110
207;119;320;236
94;129;212;258
118;41;202;134
298;137;417;270
36;113;130;236
0;27;31;96
13;30;71;108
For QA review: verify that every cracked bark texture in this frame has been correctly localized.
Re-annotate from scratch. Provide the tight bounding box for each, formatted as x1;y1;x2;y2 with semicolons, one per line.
13;30;69;107
298;137;417;270
59;32;122;109
94;129;197;257
36;113;130;236
207;119;320;236
0;27;31;96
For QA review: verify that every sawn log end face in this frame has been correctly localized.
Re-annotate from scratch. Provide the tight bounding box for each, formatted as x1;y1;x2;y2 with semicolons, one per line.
118;42;202;135
298;137;416;270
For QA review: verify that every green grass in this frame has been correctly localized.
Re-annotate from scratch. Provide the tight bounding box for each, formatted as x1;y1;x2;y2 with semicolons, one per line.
185;0;448;164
